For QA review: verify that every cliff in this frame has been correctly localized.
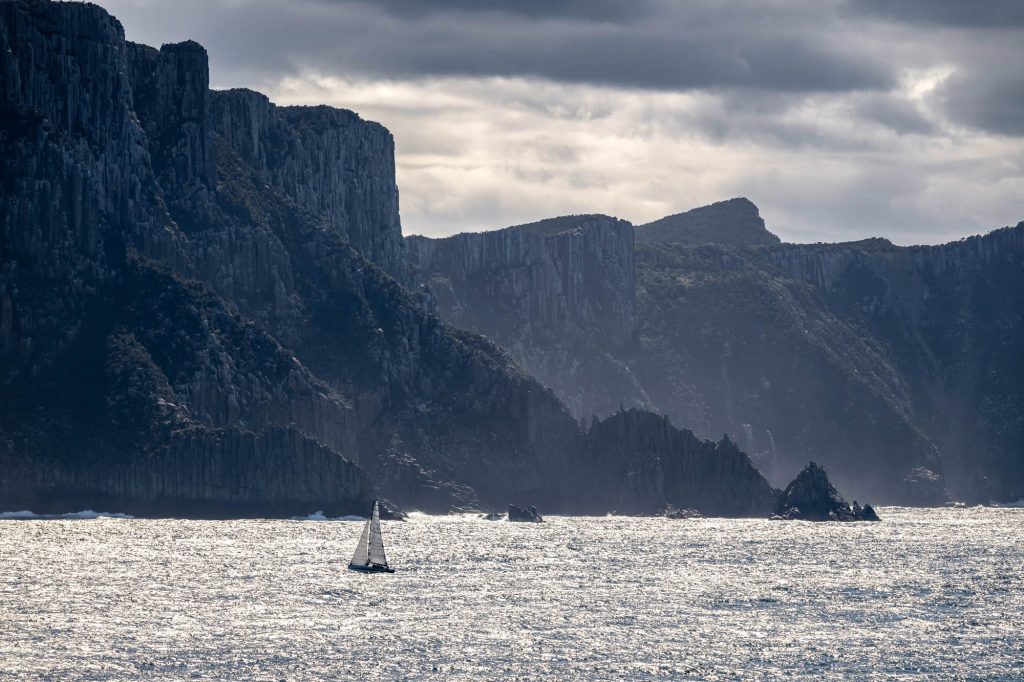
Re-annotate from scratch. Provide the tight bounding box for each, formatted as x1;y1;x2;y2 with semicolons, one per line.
209;89;406;282
411;191;1022;505
761;225;1024;502
632;241;943;503
407;215;653;420
0;0;775;518
636;197;781;246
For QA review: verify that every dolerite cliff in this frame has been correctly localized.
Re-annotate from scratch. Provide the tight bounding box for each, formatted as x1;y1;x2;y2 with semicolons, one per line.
632;222;1022;504
411;195;1023;505
407;215;653;420
633;239;943;504
0;0;776;518
762;227;1024;503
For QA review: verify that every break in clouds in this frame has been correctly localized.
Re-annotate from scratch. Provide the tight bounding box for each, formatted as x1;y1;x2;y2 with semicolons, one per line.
96;0;1024;243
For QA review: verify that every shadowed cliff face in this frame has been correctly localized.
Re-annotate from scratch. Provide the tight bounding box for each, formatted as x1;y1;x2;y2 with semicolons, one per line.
407;215;653;421
409;194;1023;504
632;227;1023;503
761;227;1024;502
0;0;777;517
633;241;945;503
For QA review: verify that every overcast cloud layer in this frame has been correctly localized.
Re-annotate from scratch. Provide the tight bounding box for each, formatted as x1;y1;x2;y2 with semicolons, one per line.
95;0;1024;243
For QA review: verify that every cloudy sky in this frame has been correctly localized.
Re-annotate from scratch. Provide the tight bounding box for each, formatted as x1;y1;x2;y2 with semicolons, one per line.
95;0;1023;243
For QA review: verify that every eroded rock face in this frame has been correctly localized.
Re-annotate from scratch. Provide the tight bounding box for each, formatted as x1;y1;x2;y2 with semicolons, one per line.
209;89;406;282
632;240;944;504
762;228;1024;503
411;186;1024;505
407;215;652;420
772;462;880;521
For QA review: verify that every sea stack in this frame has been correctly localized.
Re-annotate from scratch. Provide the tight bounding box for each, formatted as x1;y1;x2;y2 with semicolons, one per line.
508;505;544;522
772;462;881;521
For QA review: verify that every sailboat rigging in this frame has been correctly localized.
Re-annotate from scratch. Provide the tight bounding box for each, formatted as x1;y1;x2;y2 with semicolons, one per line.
348;499;395;573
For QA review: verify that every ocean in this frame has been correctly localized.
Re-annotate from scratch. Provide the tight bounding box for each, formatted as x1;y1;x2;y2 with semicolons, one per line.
1;507;1021;680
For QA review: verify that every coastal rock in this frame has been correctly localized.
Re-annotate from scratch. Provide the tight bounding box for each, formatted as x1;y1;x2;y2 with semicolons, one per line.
508;505;543;522
578;410;778;517
773;462;880;522
210;89;407;282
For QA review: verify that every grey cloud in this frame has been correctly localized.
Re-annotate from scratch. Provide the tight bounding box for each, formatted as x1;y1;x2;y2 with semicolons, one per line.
851;94;936;135
849;0;1024;28
344;0;647;21
101;0;895;94
90;0;1024;244
940;69;1024;136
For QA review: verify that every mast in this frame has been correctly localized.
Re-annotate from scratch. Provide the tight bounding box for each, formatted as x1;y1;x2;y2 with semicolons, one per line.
367;499;389;568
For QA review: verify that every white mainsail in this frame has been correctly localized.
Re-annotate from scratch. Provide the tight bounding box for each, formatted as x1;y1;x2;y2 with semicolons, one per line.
349;499;389;570
367;500;388;567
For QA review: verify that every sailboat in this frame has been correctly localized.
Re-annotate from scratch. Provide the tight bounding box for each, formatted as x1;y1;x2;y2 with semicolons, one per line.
347;499;395;573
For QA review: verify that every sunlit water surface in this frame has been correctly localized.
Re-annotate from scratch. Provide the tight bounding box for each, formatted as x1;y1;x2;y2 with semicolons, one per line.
1;507;1022;680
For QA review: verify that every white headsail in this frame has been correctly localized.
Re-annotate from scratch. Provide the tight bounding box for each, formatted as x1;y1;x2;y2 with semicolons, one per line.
350;511;371;567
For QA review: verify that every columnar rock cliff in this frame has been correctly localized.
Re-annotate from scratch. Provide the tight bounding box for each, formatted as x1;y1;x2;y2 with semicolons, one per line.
761;226;1024;502
407;215;653;420
411;195;1023;505
0;0;776;518
209;88;406;282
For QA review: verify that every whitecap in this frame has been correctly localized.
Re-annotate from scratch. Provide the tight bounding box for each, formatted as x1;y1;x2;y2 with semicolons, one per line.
0;510;134;519
60;510;135;519
0;510;38;519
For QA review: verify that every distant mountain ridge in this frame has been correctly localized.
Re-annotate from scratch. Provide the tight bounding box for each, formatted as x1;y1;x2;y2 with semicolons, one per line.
636;197;782;246
410;201;1024;504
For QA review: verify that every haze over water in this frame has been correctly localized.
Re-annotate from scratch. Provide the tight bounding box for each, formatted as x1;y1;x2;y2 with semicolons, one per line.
2;508;1022;680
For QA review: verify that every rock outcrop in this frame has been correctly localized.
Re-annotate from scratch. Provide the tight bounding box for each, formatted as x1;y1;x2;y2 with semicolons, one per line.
577;409;778;517
507;505;543;522
636;198;781;246
0;0;777;518
772;462;880;521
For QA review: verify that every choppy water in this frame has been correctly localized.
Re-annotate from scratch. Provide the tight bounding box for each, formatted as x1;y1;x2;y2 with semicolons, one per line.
1;507;1022;680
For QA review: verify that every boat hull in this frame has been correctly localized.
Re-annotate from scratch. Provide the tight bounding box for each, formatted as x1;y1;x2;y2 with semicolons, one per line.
348;563;395;574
